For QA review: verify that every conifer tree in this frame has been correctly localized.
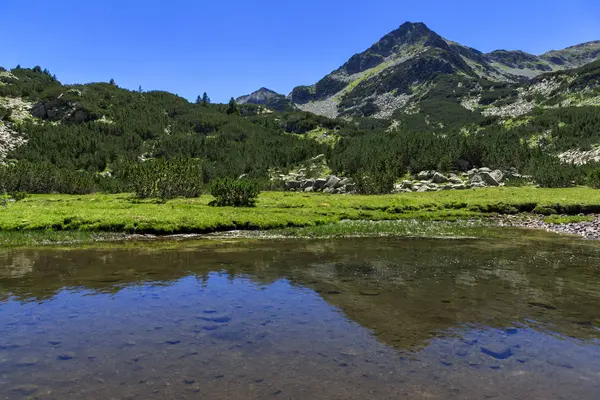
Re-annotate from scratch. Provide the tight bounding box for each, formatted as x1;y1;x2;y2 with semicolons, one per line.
227;97;238;115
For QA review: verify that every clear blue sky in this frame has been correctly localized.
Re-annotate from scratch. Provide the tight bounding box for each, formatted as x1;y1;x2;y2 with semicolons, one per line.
2;0;599;103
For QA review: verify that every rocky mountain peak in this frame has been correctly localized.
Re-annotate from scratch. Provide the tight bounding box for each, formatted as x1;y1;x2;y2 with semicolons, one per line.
236;87;282;105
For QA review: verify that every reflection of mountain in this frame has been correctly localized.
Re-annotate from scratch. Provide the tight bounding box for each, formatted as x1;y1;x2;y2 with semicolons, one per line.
1;237;599;349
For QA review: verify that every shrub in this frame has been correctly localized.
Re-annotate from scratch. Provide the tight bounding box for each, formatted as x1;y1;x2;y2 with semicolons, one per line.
587;169;600;189
352;170;395;195
533;206;558;216
10;191;28;202
122;158;204;201
210;178;260;207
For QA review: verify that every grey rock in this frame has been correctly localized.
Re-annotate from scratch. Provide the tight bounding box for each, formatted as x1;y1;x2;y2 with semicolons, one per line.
324;175;341;189
301;180;314;189
490;169;504;183
13;385;38;396
467;168;479;176
401;180;413;189
338;178;350;187
449;177;463;184
432;172;449;184
304;187;314;193
481;344;512;360
313;178;327;190
471;174;485;185
450;184;467;190
417;185;431;192
323;187;335;194
480;171;500;186
441;185;453;191
417;170;435;180
57;352;75;360
479;167;492;173
284;181;301;189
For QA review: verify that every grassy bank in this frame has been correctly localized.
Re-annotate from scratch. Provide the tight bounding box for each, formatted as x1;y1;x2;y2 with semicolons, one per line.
0;187;599;246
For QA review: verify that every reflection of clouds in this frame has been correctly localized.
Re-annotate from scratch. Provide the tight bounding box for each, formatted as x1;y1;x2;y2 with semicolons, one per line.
0;253;34;278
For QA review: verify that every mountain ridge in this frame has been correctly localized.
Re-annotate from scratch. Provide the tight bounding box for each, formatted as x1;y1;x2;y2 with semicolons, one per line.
240;22;599;118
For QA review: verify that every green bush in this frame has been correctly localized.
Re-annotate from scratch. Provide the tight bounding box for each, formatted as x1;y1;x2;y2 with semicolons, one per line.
210;178;260;207
533;206;558;216
122;158;204;201
352;170;395;195
587;169;600;189
10;191;28;202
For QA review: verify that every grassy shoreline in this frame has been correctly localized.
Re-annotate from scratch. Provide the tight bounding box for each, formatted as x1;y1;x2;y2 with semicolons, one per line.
0;188;599;247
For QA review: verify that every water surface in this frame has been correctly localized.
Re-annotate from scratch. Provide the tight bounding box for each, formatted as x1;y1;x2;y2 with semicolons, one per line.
1;233;600;399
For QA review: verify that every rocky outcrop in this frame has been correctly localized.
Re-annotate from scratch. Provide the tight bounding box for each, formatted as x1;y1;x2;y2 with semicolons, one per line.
284;174;354;194
31;96;95;123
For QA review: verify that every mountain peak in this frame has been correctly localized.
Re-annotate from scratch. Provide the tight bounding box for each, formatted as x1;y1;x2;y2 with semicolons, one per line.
236;87;297;112
236;87;282;104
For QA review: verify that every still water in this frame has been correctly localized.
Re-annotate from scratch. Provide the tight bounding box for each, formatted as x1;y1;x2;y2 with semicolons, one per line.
1;232;600;399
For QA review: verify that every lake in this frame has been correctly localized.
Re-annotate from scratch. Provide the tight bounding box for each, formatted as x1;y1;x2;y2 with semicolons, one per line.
1;233;600;399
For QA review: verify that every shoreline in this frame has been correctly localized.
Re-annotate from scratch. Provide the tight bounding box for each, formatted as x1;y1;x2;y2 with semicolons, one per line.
1;215;599;249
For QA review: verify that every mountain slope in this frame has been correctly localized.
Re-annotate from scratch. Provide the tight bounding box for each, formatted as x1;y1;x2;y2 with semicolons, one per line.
287;22;600;119
236;87;298;112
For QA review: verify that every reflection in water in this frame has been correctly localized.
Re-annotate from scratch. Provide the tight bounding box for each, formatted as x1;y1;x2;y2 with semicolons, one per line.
0;235;600;399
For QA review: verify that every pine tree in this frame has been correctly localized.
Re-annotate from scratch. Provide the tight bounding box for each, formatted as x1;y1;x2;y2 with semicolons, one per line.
138;85;143;93
195;95;202;104
227;97;238;115
202;92;210;106
109;79;116;86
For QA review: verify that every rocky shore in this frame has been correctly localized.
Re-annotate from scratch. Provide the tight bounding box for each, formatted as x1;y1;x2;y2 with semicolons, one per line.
500;214;600;240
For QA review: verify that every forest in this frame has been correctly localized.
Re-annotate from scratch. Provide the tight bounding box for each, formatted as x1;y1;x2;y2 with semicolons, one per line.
1;65;600;197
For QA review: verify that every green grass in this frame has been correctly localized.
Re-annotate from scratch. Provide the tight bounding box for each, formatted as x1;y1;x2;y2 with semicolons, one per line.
0;187;599;246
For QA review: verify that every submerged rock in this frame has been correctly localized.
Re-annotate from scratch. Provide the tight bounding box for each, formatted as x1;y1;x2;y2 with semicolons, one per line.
481;344;512;360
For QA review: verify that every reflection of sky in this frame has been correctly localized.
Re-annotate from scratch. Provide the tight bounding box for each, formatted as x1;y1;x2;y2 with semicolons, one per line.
2;273;600;399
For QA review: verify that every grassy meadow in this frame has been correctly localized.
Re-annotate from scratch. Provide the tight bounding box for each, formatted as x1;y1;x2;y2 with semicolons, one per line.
0;187;599;246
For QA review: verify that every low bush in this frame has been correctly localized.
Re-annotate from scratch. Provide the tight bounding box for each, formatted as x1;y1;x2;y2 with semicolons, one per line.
122;158;204;201
210;178;260;207
352;170;395;195
587;169;600;189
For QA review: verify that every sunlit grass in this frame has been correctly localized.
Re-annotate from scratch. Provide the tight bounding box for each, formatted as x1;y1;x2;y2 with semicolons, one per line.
0;187;598;246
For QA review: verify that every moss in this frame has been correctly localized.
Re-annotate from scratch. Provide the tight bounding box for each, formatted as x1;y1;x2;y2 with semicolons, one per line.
533;206;558;216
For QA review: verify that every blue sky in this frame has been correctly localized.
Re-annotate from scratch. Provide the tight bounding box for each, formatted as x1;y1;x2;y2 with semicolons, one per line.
2;0;599;103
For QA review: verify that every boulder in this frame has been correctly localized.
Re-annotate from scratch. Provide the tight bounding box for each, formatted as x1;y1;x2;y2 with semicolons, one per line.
338;178;350;187
479;167;492;173
467;169;479;176
432;172;449;184
304;187;314;193
301;179;315;189
285;181;301;190
470;174;485;185
449;177;463;184
490;169;504;183
401;180;413;189
450;184;467;190
323;187;335;194
480;171;500;186
313;178;327;190
417;185;432;193
441;185;453;191
324;175;341;189
417;170;435;180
